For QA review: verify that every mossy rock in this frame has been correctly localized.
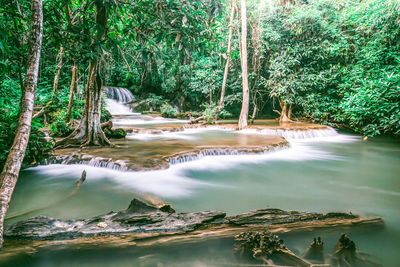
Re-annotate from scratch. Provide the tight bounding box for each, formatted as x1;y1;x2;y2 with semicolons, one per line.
112;128;127;139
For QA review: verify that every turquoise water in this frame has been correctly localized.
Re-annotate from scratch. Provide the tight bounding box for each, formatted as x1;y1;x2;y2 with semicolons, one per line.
3;131;400;266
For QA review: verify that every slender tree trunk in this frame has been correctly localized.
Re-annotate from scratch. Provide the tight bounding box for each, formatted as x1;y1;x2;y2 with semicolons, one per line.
280;102;291;122
67;62;77;122
56;1;112;148
0;0;43;248
52;46;64;97
238;0;250;130
249;0;266;122
216;0;235;119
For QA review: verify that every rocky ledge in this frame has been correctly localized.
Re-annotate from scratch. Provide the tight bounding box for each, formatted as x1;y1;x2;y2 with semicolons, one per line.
49;135;289;171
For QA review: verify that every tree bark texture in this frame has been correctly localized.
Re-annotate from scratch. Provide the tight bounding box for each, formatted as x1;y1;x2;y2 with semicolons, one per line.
249;0;266;122
0;0;43;248
238;0;250;130
67;63;77;122
280;102;292;122
217;0;235;116
52;46;64;97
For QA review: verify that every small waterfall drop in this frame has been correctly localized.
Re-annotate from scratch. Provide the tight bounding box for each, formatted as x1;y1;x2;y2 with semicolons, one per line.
103;86;138;116
104;86;134;103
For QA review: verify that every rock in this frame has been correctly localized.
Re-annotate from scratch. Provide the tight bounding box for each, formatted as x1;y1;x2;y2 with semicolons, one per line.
103;128;126;139
97;222;108;228
112;128;127;139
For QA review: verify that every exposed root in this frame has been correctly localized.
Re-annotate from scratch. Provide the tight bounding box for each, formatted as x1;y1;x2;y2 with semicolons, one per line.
56;127;114;149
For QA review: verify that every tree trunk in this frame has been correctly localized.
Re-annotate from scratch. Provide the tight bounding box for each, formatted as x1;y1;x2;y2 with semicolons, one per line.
67;62;77;122
280;102;291;123
216;0;235;119
56;1;112;148
57;61;112;147
0;0;43;248
249;0;266;123
238;0;249;130
52;46;64;97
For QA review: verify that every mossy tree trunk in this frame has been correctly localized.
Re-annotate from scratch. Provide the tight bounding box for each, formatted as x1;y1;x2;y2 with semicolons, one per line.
67;62;77;123
57;0;112;148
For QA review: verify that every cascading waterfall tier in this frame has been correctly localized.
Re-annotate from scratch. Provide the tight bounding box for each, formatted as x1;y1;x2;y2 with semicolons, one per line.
103;86;138;115
49;153;129;171
47;139;289;171
45;124;347;172
240;127;339;139
103;86;134;103
166;145;287;165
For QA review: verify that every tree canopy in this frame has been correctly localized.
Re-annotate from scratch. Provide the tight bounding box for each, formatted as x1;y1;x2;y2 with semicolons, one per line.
1;0;399;168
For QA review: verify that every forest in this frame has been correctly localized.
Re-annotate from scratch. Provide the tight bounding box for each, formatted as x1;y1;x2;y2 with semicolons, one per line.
0;0;399;266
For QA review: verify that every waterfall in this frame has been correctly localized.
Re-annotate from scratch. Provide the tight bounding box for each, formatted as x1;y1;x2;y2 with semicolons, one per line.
49;153;129;171
104;86;134;103
240;127;339;140
167;145;284;166
103;86;138;116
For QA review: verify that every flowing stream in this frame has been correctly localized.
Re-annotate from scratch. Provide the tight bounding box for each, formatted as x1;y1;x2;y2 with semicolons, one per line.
3;89;400;266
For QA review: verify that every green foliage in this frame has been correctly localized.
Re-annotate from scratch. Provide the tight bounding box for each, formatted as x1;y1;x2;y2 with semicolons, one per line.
49;110;73;137
0;0;398;175
160;103;177;118
0;111;53;169
261;0;400;136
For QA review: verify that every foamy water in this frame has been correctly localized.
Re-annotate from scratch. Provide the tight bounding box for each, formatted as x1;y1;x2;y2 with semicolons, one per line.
112;117;188;126
30;136;350;198
126;127;233;141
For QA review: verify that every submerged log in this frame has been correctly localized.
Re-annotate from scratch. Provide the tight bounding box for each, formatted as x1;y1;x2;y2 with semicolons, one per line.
5;199;383;247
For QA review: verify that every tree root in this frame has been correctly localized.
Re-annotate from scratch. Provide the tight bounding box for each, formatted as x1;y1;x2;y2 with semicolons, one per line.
55;126;114;149
5;170;86;221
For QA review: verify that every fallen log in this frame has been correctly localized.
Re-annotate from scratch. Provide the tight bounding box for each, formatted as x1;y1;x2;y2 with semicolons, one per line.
5;199;384;248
